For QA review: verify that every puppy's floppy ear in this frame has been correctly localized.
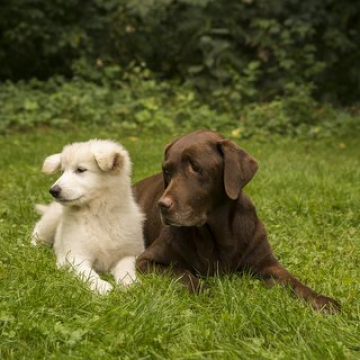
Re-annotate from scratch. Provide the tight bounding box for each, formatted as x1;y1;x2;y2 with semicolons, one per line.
42;154;61;174
93;150;124;172
218;140;258;200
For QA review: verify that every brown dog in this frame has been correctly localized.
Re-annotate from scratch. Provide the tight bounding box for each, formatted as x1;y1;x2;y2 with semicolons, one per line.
134;130;340;314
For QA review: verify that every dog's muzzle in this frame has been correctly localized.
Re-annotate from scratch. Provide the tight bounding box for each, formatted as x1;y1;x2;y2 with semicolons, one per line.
158;197;173;211
49;185;62;199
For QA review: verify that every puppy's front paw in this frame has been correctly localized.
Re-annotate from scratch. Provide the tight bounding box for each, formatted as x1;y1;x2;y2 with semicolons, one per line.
91;279;113;295
120;273;136;288
31;235;38;246
31;232;41;246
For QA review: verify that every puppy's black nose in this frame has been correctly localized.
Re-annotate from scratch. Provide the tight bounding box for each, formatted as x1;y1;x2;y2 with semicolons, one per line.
158;197;173;211
49;185;61;199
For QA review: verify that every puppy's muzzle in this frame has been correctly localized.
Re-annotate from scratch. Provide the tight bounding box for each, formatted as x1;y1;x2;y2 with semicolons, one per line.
49;185;62;199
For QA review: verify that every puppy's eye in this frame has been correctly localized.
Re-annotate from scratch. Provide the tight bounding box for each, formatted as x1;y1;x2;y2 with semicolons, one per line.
76;167;87;173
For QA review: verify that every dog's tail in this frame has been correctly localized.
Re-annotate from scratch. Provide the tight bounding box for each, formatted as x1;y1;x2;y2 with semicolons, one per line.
35;204;49;215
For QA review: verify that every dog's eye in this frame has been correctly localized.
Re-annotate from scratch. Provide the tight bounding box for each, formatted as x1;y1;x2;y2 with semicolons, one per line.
162;165;171;175
163;169;171;177
190;162;202;173
76;167;87;173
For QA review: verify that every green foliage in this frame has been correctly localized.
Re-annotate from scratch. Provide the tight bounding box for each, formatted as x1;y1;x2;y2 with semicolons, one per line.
0;68;228;135
121;0;360;104
0;0;112;80
1;0;359;104
1;73;359;138
236;85;353;138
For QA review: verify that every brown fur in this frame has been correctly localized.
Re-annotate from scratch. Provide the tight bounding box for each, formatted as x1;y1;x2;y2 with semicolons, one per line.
134;130;340;314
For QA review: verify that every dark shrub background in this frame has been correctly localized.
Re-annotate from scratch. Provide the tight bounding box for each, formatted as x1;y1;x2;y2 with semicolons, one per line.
1;0;359;104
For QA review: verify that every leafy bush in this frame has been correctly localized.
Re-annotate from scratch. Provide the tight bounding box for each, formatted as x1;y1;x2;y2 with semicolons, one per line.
0;66;230;135
1;0;359;104
0;0;112;80
1;70;359;138
121;0;360;104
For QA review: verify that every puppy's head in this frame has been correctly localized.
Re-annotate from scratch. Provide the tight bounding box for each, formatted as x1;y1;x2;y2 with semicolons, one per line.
158;130;258;227
42;139;130;206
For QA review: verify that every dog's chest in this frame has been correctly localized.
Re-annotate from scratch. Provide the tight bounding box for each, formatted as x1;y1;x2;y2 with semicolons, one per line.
175;227;237;275
55;212;127;268
84;213;119;243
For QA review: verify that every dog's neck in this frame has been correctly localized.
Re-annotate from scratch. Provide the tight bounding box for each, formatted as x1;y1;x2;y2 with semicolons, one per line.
177;200;240;274
207;195;239;227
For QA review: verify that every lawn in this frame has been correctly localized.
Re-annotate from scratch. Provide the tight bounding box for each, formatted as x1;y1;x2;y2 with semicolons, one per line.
0;128;359;359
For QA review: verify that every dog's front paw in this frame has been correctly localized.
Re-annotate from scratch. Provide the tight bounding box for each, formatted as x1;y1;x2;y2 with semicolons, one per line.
311;295;341;315
31;232;43;246
31;234;39;246
120;273;136;288
91;279;113;295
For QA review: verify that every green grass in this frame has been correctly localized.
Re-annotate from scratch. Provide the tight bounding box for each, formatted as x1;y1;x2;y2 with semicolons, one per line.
0;128;359;359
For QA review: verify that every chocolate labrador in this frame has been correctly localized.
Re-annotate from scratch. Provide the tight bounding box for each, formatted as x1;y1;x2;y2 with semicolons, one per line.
134;130;340;314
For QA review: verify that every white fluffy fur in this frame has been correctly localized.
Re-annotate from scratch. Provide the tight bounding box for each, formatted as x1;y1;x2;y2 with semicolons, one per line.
32;139;145;294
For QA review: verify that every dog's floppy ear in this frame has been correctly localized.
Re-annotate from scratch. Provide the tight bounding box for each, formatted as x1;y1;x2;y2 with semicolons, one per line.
91;140;129;172
93;150;124;172
218;140;258;200
42;154;61;174
164;143;172;159
164;137;179;160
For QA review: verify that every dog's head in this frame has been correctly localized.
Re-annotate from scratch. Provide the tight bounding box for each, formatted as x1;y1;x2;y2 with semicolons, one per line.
42;139;130;206
158;130;258;226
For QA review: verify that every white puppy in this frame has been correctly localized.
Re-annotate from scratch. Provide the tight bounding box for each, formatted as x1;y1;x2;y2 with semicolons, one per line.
32;139;145;294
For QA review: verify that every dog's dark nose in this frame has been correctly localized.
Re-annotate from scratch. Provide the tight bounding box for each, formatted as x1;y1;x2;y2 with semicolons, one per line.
49;185;61;199
158;197;173;211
